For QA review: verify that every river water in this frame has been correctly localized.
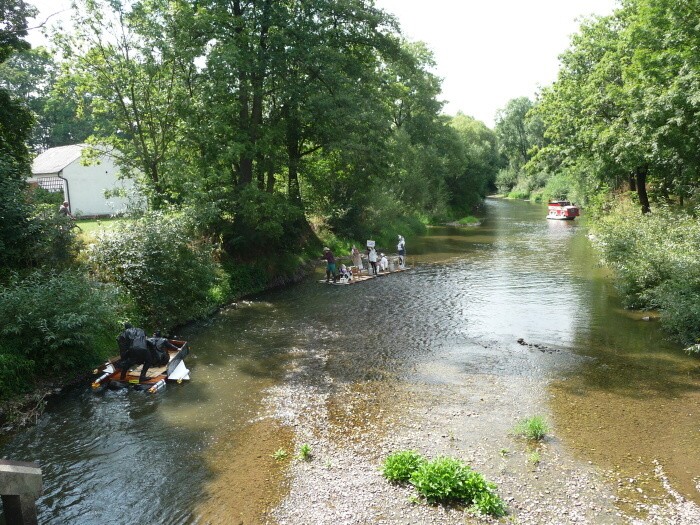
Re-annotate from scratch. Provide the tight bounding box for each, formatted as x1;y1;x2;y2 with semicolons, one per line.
1;198;699;523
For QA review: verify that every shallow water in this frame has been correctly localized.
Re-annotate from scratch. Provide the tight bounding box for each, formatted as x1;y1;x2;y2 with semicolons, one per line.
1;198;699;523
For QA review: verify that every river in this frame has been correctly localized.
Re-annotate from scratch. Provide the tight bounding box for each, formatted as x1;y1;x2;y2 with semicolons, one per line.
1;197;699;523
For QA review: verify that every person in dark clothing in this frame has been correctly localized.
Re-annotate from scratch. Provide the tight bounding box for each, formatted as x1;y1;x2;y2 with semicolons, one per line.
116;323;152;382
119;347;153;382
322;247;338;283
147;331;180;366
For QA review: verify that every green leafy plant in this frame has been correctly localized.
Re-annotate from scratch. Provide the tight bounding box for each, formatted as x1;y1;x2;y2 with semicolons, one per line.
88;210;229;328
410;457;491;504
0;270;123;398
297;443;312;461
528;451;541;466
381;452;506;516
512;416;549;441
381;450;425;482
472;490;508;517
272;448;289;461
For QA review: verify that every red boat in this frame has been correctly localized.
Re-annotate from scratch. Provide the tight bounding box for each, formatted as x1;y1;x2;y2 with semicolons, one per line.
547;200;580;220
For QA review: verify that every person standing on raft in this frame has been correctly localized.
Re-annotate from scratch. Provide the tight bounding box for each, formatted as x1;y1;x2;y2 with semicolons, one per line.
397;235;406;268
322;247;337;283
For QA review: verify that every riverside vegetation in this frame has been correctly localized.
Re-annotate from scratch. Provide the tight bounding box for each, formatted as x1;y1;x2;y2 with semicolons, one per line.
490;0;700;348
3;0;700;421
0;1;499;417
381;451;507;517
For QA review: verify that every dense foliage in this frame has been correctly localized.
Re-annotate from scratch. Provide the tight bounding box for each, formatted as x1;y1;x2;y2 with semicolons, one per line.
0;271;123;398
485;0;700;346
591;202;700;345
88;211;229;328
50;0;496;238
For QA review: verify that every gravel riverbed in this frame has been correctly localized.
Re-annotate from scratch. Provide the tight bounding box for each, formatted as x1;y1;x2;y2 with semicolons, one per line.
258;343;700;525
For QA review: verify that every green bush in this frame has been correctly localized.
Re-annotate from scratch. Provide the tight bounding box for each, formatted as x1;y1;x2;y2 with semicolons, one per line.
506;189;530;200
591;202;700;345
30;204;84;269
0;354;35;398
381;452;506;516
382;450;425;482
457;216;480;225
0;270;123;398
512;415;549;441
226;186;306;256
88;210;230;329
410;457;502;508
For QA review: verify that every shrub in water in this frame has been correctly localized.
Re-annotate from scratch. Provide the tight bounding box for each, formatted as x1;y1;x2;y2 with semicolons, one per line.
382;450;424;482
512;415;549;441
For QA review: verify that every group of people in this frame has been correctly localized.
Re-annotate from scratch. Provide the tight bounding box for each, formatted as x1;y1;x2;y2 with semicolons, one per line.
116;323;181;382
322;234;407;282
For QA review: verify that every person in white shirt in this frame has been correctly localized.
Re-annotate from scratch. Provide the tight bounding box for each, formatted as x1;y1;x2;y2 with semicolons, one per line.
397;235;406;267
380;253;388;272
368;246;378;275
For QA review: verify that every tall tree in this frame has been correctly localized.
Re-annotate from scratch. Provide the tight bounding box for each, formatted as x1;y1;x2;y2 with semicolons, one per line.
59;0;202;207
0;0;38;274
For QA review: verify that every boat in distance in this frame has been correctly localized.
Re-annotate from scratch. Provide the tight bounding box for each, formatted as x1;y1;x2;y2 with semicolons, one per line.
547;200;580;220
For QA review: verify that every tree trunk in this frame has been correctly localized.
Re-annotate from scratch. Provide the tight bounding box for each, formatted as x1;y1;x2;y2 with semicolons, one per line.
233;0;271;187
635;165;650;214
266;166;275;193
283;104;302;206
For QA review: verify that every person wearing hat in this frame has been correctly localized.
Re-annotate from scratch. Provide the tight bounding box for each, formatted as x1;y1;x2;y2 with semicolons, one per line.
322;247;337;283
380;252;389;272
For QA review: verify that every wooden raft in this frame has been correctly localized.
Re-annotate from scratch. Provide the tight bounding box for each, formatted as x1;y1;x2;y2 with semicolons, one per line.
320;266;410;286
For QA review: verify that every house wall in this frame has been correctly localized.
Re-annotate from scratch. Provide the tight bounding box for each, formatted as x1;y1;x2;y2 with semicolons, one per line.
61;154;136;217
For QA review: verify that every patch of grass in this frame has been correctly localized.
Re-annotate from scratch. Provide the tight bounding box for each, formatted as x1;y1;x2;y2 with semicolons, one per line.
457;216;480;225
499;448;510;457
297;443;312;461
271;448;289;461
528;450;541;466
75;217;127;239
512;415;549;441
381;450;424;482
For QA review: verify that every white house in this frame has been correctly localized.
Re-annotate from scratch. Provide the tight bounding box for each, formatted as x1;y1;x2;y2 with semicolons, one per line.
29;144;138;217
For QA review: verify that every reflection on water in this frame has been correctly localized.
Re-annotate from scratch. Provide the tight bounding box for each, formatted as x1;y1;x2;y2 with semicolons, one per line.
1;198;699;522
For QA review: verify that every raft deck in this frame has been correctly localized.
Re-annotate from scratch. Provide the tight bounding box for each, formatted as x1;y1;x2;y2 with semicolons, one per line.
320;266;410;285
